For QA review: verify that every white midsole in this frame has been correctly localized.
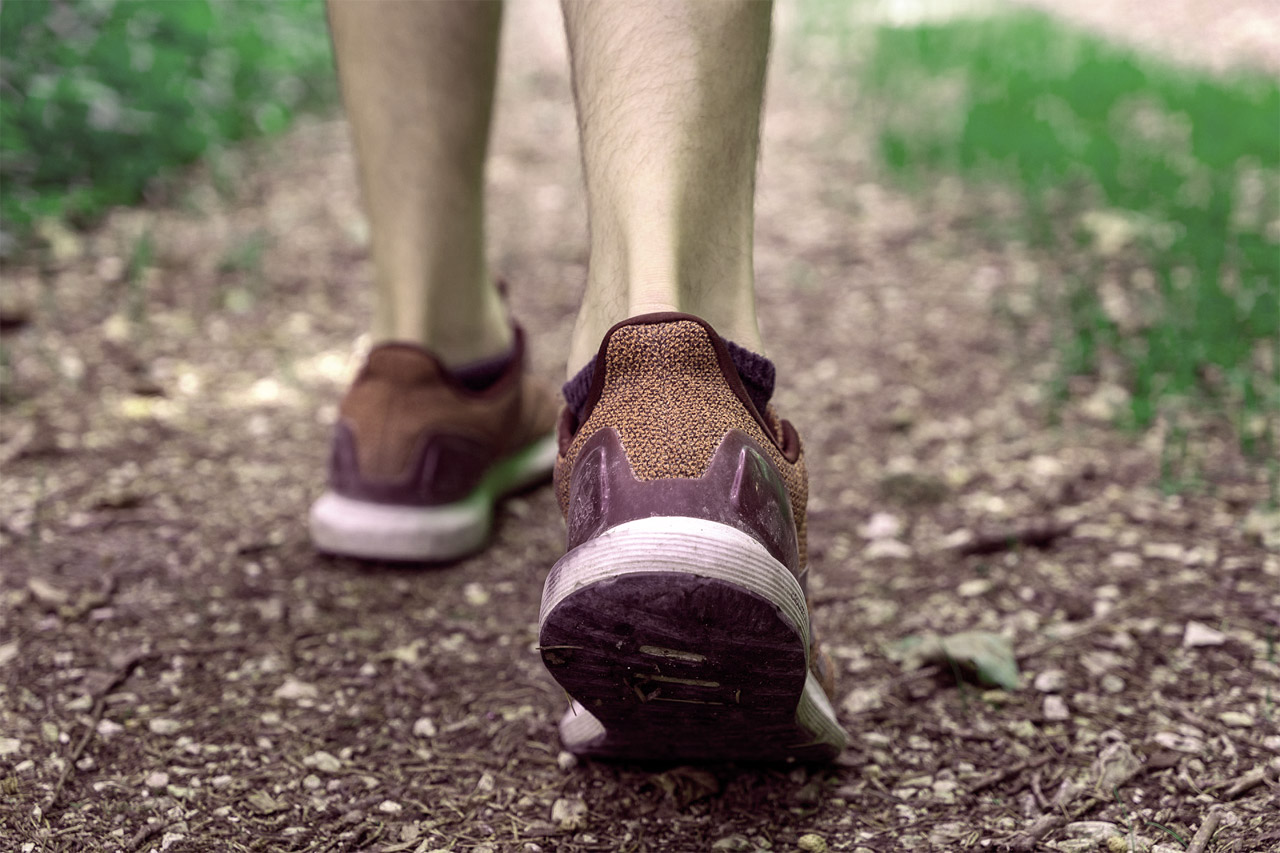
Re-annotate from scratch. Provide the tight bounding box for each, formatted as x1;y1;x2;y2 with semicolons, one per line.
310;433;557;561
795;671;848;751
309;490;489;560
538;516;810;646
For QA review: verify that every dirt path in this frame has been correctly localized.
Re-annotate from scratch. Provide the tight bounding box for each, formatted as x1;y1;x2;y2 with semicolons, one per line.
1011;0;1280;75
2;2;1276;851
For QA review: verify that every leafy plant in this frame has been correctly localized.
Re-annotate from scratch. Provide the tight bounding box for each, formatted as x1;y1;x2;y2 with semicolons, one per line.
0;0;334;238
807;4;1279;474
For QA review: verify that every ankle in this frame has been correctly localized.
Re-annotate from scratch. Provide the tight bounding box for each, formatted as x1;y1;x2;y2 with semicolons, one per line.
372;279;514;367
425;317;514;367
567;294;763;375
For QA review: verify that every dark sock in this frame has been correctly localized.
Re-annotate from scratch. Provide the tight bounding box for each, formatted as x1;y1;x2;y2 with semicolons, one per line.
562;340;776;423
451;345;516;392
725;340;776;416
562;358;596;421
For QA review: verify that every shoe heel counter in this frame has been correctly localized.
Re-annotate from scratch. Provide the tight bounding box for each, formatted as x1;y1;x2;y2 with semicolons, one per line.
332;378;492;505
572;319;771;477
565;427;800;572
328;420;363;495
337;372;405;480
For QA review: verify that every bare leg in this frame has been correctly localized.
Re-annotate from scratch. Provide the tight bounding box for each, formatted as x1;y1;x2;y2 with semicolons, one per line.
561;0;772;372
328;0;512;365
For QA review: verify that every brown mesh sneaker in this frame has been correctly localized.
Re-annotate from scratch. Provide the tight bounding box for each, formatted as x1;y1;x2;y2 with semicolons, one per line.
310;327;558;561
538;313;847;761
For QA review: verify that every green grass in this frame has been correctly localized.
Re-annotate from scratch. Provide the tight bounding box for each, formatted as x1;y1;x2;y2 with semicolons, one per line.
0;0;335;240
805;5;1279;478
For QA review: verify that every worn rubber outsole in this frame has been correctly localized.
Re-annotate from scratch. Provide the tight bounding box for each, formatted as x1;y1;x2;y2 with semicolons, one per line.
539;517;847;762
310;433;557;562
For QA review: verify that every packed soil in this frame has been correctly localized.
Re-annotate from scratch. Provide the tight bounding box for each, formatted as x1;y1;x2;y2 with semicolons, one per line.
2;2;1277;851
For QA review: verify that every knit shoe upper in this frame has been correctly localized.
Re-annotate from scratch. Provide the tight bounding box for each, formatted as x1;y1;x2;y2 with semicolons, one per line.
555;313;810;571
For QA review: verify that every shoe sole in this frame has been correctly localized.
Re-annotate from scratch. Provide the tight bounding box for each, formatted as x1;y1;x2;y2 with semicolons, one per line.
538;516;847;762
309;433;558;561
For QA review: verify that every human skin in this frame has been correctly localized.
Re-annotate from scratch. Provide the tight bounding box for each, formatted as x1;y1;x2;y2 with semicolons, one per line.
327;0;774;373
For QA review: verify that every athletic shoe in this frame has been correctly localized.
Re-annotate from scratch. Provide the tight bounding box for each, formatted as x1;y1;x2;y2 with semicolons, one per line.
539;313;847;761
310;327;558;561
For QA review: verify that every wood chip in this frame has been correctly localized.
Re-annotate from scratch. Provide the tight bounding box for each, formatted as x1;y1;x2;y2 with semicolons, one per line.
1186;809;1224;853
969;753;1053;794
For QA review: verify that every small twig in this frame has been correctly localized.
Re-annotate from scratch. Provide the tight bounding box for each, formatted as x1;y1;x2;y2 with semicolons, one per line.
127;820;169;852
1016;612;1120;660
955;519;1074;556
1171;703;1223;735
821;665;943;711
890;665;942;687
1223;765;1273;799
1030;769;1049;810
1012;760;1147;850
1015;808;1077;850
73;513;177;532
969;753;1053;794
917;723;1002;744
1186;809;1224;853
46;650;158;810
0;421;36;467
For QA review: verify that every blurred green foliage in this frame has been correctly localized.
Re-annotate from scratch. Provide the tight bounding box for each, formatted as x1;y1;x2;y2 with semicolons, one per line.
813;7;1278;471
0;0;334;237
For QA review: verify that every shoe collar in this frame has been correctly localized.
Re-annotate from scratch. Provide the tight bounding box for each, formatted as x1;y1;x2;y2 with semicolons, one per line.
573;312;796;461
361;324;526;400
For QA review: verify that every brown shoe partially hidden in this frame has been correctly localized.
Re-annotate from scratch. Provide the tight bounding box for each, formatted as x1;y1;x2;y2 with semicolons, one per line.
310;327;558;561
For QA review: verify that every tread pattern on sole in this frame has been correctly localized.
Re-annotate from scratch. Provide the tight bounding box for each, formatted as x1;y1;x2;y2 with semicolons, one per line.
539;517;847;761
